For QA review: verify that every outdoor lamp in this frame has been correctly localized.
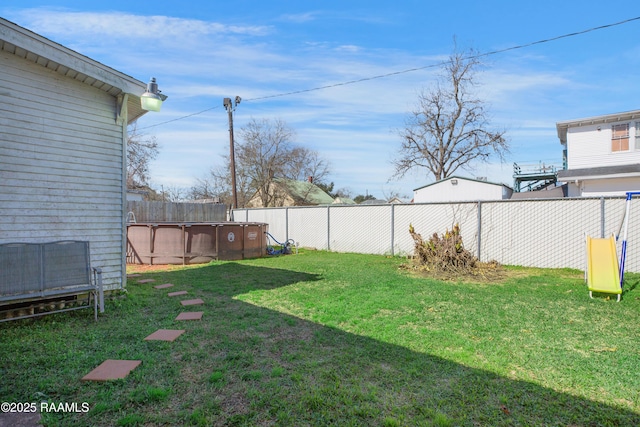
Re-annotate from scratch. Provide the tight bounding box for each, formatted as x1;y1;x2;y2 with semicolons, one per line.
140;77;167;112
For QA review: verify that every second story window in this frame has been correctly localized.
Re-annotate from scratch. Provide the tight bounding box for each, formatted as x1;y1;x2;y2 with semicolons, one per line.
611;123;629;152
636;122;640;150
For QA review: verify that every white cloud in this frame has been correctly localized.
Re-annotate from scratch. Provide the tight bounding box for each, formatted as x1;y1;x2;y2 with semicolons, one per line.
335;45;361;53
278;12;319;23
12;9;271;39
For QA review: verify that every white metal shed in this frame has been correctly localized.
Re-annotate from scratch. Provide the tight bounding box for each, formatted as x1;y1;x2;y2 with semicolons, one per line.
413;176;513;203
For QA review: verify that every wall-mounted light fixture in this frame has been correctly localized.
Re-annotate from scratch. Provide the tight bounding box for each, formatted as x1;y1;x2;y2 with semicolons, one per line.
451;179;458;185
140;77;168;112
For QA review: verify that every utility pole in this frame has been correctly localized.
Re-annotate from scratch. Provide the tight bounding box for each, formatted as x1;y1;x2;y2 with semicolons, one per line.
223;96;241;210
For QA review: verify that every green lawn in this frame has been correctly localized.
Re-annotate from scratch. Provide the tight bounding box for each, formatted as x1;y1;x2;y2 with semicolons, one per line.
1;251;639;426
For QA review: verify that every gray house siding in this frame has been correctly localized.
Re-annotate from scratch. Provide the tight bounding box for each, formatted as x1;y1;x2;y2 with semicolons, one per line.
0;38;131;290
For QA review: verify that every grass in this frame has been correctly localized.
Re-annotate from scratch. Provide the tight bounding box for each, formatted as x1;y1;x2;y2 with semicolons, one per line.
1;250;639;426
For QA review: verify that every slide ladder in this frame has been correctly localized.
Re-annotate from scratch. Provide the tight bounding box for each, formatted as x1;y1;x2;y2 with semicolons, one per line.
586;235;622;302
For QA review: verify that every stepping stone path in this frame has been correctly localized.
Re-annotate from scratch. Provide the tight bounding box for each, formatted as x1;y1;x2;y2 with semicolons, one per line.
144;329;185;342
176;311;204;321
181;298;205;306
81;360;142;381
167;290;188;297
81;275;205;383
0;410;42;427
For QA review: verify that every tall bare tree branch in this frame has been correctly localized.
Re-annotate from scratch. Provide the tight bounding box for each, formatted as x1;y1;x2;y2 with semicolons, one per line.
191;118;331;207
127;122;159;189
392;48;509;182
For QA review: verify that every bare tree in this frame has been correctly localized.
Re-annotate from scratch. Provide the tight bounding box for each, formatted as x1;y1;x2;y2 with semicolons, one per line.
127;123;159;189
392;49;508;181
195;118;332;207
161;185;186;202
189;172;226;201
285;146;331;183
190;161;252;206
236;118;295;207
241;119;332;207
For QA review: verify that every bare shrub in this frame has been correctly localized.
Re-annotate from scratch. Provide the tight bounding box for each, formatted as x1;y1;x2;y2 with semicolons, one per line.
408;223;503;281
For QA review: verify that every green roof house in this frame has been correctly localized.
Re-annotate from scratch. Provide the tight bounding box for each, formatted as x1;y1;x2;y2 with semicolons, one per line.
333;197;356;205
246;177;334;207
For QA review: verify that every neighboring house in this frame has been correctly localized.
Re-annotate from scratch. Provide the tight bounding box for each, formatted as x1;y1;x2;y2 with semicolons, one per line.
413;176;513;203
333;197;356;205
245;178;334;207
356;197;405;204
557;110;640;197
126;190;149;201
0;18;153;291
359;199;386;205
387;197;406;204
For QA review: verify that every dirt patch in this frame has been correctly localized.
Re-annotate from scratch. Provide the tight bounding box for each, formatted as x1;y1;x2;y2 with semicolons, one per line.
127;264;189;274
402;259;509;283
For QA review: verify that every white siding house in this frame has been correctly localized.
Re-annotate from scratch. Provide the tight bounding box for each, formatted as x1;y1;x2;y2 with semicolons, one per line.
556;110;640;197
0;18;153;291
413;176;513;203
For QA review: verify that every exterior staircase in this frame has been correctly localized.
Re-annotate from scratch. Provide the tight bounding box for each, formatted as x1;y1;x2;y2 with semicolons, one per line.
512;162;559;192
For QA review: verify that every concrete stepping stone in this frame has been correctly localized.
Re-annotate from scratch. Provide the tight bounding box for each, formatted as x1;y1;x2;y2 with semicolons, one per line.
154;283;174;289
81;359;141;381
144;329;185;342
0;410;42;426
181;298;204;306
127;274;142;278
168;290;188;297
176;312;204;321
137;279;155;284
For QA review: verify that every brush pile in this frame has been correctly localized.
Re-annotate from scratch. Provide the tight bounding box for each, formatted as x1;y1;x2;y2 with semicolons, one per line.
409;223;477;271
408;223;503;281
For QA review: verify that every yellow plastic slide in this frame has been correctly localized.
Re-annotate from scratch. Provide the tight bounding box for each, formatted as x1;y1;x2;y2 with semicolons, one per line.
586;235;622;301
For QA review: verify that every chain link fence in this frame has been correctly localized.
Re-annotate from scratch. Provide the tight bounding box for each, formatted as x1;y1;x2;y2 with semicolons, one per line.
234;197;640;272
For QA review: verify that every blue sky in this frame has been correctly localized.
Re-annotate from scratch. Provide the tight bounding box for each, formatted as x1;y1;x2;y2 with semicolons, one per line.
2;1;640;199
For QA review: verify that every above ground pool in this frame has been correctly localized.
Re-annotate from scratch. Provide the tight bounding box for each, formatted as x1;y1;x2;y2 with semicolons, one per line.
126;222;268;265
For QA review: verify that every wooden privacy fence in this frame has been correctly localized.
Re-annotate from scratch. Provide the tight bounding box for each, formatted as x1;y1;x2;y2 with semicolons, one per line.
127;201;227;223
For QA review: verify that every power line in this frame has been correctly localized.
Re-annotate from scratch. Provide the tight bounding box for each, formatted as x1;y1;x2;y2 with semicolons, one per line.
141;105;220;128
475;15;640;59
140;15;640;130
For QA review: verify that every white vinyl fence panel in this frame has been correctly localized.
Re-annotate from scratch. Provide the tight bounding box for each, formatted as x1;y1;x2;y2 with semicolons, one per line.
241;208;288;241
329;205;393;254
478;199;601;269
234;197;640;273
288;207;330;250
393;202;479;257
